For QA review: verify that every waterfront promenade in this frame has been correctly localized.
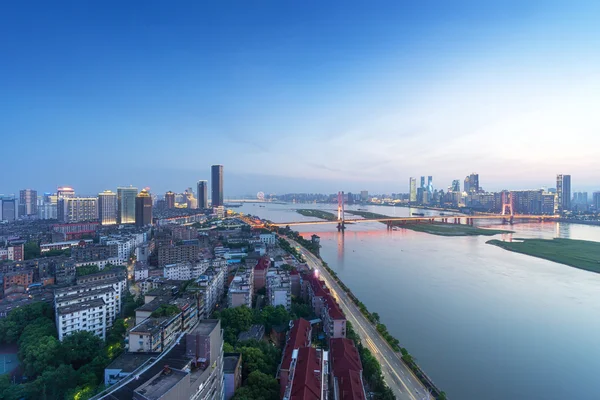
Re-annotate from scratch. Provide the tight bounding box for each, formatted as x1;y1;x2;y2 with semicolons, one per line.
285;236;433;400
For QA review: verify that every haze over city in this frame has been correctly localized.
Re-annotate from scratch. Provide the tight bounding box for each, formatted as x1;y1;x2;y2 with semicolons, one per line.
2;1;600;195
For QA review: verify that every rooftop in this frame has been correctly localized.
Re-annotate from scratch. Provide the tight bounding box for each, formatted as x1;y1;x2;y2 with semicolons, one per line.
191;319;219;336
223;353;241;373
105;352;159;373
280;319;312;372
134;368;188;400
57;298;105;315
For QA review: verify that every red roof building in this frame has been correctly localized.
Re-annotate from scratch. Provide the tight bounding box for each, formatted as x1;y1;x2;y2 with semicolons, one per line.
279;318;313;395
283;347;328;400
253;256;270;293
329;338;366;400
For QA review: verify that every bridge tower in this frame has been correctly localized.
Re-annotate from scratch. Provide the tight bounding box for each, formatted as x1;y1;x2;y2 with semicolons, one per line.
501;191;514;224
337;191;345;231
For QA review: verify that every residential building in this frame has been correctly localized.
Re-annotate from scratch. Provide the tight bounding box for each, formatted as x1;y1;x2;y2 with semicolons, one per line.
135;189;153;227
253;256;269;292
98;190;118;225
53;221;99;240
163;261;209;281
278;318;312;393
104;353;156;386
56;299;107;341
360;191;368;202
57;197;98;223
117;186;138;224
228;268;254;308
556;174;571;213
57;187;75;198
329;338;367;400
323;293;346;338
165;191;176;209
193;266;226;317
593;192;600;211
211;164;224;207
0;243;24;262
281;347;329;400
158;244;200;267
542;193;556;214
1;197;16;221
409;178;417;203
223;353;242;400
197;180;208;209
128;314;183;353
19;189;37;217
267;270;292;311
3;269;34;291
40;239;92;253
259;233;277;245
115;320;224;400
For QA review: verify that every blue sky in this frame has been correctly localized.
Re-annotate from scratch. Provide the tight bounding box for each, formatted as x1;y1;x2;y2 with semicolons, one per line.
1;1;599;196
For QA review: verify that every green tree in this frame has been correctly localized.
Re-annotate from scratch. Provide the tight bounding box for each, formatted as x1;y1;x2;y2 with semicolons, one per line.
232;371;279;400
150;304;180;318
223;342;235;353
291;302;312;319
257;305;291;331
61;331;103;370
23;241;41;260
216;306;254;344
21;335;62;377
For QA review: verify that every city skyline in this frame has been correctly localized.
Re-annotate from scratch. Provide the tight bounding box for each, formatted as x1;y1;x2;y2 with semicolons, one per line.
2;2;600;194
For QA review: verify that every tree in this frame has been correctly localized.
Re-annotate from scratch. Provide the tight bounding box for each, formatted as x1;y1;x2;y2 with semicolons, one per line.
291;302;312;319
257;305;291;331
61;331;103;370
151;304;180;318
236;340;281;379
23;241;41;260
216;306;254;344
223;342;235;353
232;371;279;400
21;335;62;377
123;292;144;318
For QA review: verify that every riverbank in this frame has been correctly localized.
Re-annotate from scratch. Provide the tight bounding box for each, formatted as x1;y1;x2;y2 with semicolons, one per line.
487;238;600;274
344;210;511;236
295;208;338;221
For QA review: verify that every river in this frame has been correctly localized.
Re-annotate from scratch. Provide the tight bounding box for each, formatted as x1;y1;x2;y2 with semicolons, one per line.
238;202;600;400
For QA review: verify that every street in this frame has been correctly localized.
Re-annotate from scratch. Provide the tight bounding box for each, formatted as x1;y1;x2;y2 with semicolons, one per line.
286;237;433;400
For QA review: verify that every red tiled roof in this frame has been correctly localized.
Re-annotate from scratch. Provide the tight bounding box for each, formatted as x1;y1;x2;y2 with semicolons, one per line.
324;294;345;320
305;274;330;297
280;318;312;372
289;347;322;400
255;256;270;270
329;338;365;400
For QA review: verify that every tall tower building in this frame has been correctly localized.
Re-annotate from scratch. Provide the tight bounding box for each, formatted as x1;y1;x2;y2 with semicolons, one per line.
427;176;434;195
58;197;98;223
117;186;138;224
165;191;175;209
420;176;426;189
409;178;417;203
211;165;224;207
555;174;571;213
57;187;75;199
1;197;16;221
451;180;460;192
197;180;208;209
593;192;600;211
19;189;38;217
98;190;117;225
135;189;153;227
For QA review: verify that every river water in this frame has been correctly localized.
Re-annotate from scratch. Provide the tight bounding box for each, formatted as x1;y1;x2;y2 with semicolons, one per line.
237;202;600;400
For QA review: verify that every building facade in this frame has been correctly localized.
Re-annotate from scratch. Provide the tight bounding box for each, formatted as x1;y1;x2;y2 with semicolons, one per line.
19;189;37;217
135;189;153;227
556;174;571;213
58;197;98;223
211;165;224;207
117;186;138;224
98;190;118;225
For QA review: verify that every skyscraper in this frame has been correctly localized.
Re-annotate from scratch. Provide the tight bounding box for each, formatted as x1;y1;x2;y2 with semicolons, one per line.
593;192;600;211
98;190;117;225
197;180;208;209
420;176;426;189
57;187;75;199
58;197;98;223
19;189;37;217
555;174;571;213
427;176;434;195
211;165;224;207
409;178;417;202
165;191;175;209
117;186;138;224
451;180;460;192
1;197;16;221
135;189;153;227
464;173;479;193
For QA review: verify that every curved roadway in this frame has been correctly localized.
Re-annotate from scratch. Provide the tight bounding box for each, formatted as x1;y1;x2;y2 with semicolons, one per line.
286;237;434;400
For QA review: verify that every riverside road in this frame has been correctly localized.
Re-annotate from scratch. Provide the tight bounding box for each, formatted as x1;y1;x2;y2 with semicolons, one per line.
286;237;433;400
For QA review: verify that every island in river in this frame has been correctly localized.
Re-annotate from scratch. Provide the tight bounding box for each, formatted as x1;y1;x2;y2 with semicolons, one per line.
295;209;512;236
487;238;600;274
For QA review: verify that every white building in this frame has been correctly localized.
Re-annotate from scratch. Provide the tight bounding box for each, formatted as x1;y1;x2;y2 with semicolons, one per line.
98;190;118;226
259;233;277;245
56;299;107;341
54;275;126;341
58;197;98;223
163;260;209;281
267;271;292;310
228;269;254;308
194;266;226;317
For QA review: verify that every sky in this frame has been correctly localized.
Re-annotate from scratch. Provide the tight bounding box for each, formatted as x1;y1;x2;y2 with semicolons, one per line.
1;1;599;197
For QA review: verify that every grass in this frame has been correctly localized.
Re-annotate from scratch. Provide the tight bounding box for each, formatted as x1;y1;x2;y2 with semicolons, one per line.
345;210;511;237
296;209;338;221
487;238;600;273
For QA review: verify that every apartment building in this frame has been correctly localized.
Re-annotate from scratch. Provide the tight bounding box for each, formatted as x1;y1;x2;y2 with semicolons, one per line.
56;299;107;341
329;338;367;400
158;243;200;267
228;268;254;308
281;347;329;400
267;270;292;311
163;260;209;281
278;318;312;394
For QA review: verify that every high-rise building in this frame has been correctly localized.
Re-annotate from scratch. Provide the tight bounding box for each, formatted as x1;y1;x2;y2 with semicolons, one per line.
165;191;175;209
464;173;479;193
555;174;571;213
360;190;368;202
427;176;434;195
57;187;75;199
211;165;224;207
420;176;426;189
197;180;208;209
1;197;16;221
117;187;137;224
593;192;600;211
409;178;417;202
58;197;98;223
135;189;153;227
451;180;460;192
19;189;37;217
98;190;117;225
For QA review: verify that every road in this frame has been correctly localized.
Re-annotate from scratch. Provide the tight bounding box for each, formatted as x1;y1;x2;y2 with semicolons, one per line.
286;237;433;400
